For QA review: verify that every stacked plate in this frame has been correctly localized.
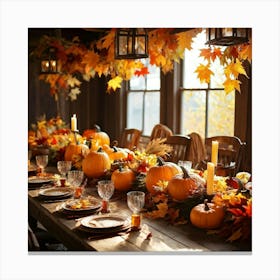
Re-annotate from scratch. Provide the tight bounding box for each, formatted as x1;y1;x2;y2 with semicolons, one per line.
28;176;55;189
61;198;101;214
79;214;130;234
38;187;73;200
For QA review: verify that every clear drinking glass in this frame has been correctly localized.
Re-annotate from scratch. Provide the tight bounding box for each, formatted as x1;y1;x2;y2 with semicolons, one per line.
127;191;145;230
97;180;115;213
35;155;48;175
67;170;84;198
57;161;72;187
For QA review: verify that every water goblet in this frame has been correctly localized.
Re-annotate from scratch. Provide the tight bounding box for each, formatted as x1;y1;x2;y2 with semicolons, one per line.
67;170;84;199
97;180;115;213
127;191;145;230
35;155;48;175
57;161;72;187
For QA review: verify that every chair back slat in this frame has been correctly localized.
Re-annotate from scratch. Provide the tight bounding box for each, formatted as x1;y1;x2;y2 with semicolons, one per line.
165;135;191;163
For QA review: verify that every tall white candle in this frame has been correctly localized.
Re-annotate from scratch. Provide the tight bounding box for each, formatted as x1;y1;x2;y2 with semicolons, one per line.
207;162;215;195
211;140;219;166
71;114;77;131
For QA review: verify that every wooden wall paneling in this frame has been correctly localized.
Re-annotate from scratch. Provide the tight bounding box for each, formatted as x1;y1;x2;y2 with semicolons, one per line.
234;61;252;173
28;58;57;128
160;62;181;133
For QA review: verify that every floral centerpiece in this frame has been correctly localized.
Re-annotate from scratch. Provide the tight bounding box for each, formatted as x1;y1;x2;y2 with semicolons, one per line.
28;115;79;163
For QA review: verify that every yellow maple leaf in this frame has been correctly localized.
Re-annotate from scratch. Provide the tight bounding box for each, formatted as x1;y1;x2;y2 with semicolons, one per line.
195;63;214;83
223;77;241;94
224;59;248;79
107;76;123;91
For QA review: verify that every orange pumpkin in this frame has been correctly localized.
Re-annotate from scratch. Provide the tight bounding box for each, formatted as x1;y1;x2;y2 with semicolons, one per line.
190;199;225;229
64;143;89;162
167;168;198;201
111;166;135;192
145;157;182;194
108;147;128;162
82;148;111;178
82;124;110;146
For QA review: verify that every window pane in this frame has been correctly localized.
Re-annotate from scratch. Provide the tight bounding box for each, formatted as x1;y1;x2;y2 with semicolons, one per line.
181;90;206;137
210;58;226;88
183;30;208;89
143;91;160;135
207;90;235;136
130;75;145;90
146;64;160;90
127;91;143;130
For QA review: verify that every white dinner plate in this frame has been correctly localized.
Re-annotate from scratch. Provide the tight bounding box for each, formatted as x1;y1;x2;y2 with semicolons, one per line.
62;198;101;212
80;214;127;231
28;177;53;185
38;187;73;198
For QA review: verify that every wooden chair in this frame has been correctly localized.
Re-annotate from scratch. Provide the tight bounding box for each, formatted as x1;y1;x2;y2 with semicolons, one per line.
150;124;173;141
165;135;191;163
186;132;207;169
203;136;246;177
28;224;40;251
119;128;142;150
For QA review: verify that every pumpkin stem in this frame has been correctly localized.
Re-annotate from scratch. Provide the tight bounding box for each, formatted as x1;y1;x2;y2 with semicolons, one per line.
93;124;101;132
112;146;118;153
204;199;210;211
97;147;103;153
118;165;123;172
157;156;165;166
180;166;190;178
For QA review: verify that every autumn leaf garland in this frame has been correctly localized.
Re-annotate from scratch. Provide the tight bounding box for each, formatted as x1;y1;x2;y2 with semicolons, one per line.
196;44;251;94
33;28;251;99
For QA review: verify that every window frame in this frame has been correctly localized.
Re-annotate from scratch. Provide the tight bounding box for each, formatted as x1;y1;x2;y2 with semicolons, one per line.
126;60;161;136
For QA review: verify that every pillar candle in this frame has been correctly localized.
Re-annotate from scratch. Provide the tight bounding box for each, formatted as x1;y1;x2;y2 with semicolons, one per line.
207;162;215;195
71;114;77;131
211;140;219;166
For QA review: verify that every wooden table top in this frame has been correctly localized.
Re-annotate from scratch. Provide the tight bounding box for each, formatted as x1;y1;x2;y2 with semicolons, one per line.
28;184;251;253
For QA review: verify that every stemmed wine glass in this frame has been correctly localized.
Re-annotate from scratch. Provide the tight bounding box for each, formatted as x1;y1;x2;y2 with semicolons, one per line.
67;170;84;199
57;161;72;187
127;191;145;230
35;155;48;175
97;180;115;213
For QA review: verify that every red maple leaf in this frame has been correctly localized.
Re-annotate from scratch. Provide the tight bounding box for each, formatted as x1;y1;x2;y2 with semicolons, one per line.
134;67;149;77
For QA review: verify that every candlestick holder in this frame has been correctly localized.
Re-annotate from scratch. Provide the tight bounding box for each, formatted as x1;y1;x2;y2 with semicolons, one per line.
71;129;79;145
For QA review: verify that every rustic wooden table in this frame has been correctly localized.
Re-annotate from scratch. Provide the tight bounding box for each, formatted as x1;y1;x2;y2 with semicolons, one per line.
28;185;251;253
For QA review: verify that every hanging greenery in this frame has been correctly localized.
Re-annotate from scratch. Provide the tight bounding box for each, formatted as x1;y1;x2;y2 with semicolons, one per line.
31;28;251;101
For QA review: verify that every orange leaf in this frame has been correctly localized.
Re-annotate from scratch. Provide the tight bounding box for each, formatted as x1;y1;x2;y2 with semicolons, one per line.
194;63;214;83
96;30;115;50
238;43;252;62
199;48;212;61
83;51;99;73
211;47;222;61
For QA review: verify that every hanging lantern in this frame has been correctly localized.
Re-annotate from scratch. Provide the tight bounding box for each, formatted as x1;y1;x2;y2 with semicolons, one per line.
206;28;249;46
40;47;58;73
115;28;149;59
